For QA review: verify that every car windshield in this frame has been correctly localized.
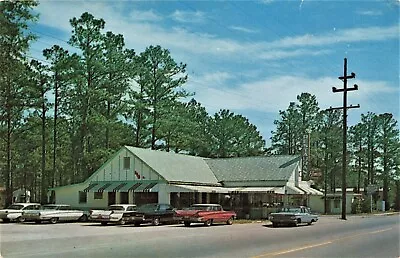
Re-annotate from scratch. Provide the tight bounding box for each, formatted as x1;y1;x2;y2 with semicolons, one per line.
108;206;124;211
42;205;59;210
6;204;24;210
188;205;213;211
279;208;302;213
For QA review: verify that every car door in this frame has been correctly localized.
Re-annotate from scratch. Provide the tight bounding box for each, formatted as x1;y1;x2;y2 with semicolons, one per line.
301;207;310;223
160;204;174;222
57;206;69;221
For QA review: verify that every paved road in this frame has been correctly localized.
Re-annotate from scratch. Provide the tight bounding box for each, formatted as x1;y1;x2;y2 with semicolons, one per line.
1;215;399;258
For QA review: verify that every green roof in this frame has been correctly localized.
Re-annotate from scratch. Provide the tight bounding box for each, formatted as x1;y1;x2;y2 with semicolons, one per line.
205;155;301;182
125;146;219;185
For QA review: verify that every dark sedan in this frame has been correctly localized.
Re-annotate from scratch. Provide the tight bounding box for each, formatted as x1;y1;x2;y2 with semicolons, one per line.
122;203;180;226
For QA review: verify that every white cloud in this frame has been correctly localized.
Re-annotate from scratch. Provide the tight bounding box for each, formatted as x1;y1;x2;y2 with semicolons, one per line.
259;0;274;4
36;2;399;62
268;25;399;49
259;49;332;60
171;10;206;23
357;10;383;16
230;26;259;34
129;10;162;22
187;73;398;118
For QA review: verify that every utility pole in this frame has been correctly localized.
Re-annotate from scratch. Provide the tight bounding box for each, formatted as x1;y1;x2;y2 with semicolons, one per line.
326;58;360;220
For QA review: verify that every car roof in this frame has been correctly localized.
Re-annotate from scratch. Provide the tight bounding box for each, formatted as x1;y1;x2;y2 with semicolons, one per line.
43;204;70;206
13;203;40;206
110;204;136;207
191;204;220;206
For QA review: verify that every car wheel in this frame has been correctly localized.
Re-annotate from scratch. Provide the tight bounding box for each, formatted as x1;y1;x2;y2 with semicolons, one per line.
204;219;212;227
184;221;191;227
17;216;25;223
79;214;88;222
50;217;58;224
226;217;234;225
152;218;160;226
101;222;108;226
119;219;126;225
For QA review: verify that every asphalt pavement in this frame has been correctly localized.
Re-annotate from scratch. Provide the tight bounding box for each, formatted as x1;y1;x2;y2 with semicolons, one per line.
1;214;399;258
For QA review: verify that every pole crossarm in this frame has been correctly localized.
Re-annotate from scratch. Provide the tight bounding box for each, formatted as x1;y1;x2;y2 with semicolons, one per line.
325;104;360;112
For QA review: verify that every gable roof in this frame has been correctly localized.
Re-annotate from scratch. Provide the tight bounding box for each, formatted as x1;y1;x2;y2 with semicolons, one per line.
205;155;301;182
125;146;219;185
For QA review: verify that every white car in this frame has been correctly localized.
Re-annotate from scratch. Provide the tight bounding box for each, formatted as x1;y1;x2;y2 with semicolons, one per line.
0;203;41;223
22;204;88;224
90;204;138;225
268;206;319;227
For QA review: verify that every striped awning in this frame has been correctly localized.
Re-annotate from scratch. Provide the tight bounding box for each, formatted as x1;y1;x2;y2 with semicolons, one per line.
112;182;128;192
143;182;157;192
83;183;99;192
96;183;113;192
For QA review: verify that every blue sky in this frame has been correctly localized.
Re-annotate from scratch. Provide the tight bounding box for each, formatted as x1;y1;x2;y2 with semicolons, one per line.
31;0;399;145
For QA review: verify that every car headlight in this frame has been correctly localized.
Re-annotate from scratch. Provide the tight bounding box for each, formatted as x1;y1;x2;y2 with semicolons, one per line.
290;216;296;219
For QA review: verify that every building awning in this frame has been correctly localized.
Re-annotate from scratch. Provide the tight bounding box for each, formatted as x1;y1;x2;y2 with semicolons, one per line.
229;187;284;194
170;184;230;193
285;185;304;195
142;182;158;192
84;182;114;192
298;182;323;196
83;183;99;192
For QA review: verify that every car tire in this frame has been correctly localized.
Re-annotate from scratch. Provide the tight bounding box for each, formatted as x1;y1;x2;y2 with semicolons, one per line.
79;214;88;222
119;219;126;225
17;216;25;223
152;218;160;226
101;222;108;226
226;217;234;225
50;217;58;224
184;221;191;227
204;219;212;227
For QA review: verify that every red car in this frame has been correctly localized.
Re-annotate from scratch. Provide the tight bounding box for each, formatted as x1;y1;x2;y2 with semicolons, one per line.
175;204;236;227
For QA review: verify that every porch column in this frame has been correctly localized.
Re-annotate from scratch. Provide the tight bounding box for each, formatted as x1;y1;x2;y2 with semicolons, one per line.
128;191;134;204
115;192;121;204
158;184;170;204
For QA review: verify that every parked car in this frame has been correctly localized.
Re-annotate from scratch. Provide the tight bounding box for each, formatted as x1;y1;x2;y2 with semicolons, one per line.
175;204;236;227
122;203;179;226
268;206;318;227
22;204;88;224
0;203;41;223
90;204;138;225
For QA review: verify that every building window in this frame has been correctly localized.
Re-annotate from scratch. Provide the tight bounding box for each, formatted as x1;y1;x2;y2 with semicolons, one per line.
79;191;87;203
123;157;130;170
334;199;340;209
94;192;103;200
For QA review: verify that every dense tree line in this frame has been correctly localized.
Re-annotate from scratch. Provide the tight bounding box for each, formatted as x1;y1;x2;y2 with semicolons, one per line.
271;93;400;211
0;2;265;205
